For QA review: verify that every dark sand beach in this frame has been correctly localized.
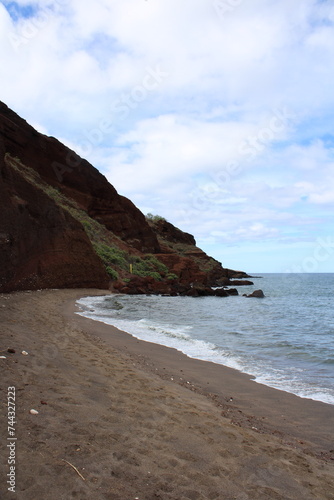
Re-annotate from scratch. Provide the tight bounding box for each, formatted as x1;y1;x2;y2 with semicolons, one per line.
1;289;334;499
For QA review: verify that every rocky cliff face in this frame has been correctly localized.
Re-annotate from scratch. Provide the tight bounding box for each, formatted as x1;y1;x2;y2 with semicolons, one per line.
0;102;248;294
0;102;159;253
147;218;249;291
0;101;161;292
0;152;109;292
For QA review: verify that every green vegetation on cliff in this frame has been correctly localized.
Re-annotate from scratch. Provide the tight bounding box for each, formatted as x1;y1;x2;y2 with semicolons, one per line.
5;154;174;282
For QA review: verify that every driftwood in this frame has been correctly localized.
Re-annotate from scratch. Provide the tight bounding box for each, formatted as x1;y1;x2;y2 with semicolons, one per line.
62;459;86;481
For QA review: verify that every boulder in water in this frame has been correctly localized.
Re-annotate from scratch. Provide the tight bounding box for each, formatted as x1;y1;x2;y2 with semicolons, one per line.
245;289;265;298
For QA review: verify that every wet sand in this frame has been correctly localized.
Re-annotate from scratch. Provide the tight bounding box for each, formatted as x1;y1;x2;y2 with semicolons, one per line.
1;289;334;499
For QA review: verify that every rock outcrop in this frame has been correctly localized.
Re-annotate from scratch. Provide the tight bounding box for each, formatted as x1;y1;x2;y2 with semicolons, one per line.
0;102;249;294
149;217;249;287
0;153;109;292
244;290;265;298
0;101;159;254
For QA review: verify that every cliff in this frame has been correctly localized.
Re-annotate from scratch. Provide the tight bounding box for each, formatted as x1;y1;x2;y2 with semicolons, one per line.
0;102;248;294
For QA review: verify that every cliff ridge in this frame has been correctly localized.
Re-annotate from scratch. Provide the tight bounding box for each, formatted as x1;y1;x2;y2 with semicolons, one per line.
0;102;249;294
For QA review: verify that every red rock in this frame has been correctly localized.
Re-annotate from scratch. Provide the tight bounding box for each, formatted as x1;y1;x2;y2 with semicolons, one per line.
0;101;249;295
0;102;160;292
156;254;207;286
0;154;109;291
151;218;196;246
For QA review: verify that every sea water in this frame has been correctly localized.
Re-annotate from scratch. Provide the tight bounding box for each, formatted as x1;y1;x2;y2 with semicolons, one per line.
76;274;334;405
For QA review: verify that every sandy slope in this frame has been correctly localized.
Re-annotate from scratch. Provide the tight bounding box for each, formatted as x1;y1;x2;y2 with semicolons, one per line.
0;289;333;499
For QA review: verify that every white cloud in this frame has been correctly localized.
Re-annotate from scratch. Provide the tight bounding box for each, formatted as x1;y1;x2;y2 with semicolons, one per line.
0;0;333;271
309;190;334;204
101;114;262;193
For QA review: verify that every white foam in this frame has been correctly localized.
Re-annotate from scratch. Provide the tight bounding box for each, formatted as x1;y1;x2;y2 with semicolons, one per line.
254;373;334;405
76;295;334;405
76;297;247;372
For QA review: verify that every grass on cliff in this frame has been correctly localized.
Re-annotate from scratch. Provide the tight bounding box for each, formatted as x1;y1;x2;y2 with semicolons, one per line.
93;243;170;281
145;213;167;223
5;154;172;281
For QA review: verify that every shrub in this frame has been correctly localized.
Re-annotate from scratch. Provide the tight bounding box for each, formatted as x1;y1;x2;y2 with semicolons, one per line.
82;220;93;232
106;267;119;280
146;213;167;223
133;270;162;281
143;254;169;274
93;243;128;270
166;273;178;280
131;254;168;280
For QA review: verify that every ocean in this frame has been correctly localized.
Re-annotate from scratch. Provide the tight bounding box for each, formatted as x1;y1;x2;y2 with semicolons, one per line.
76;273;334;405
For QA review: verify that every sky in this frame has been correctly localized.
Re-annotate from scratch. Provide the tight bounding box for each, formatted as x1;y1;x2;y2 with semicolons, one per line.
0;0;334;273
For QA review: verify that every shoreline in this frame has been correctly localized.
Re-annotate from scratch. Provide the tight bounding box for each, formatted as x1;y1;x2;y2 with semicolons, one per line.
1;288;334;499
69;292;334;456
75;292;334;407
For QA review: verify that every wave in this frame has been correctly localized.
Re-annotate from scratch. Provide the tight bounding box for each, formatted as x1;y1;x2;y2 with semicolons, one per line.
76;295;334;405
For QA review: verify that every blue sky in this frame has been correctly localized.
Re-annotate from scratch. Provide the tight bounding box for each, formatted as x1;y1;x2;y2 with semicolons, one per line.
2;1;36;21
0;0;334;273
